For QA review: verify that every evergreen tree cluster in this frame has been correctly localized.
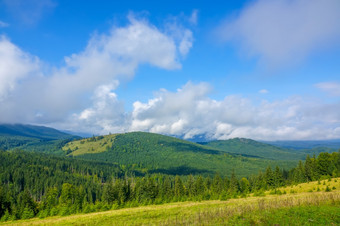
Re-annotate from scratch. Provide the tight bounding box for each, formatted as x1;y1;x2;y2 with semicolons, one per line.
0;150;339;221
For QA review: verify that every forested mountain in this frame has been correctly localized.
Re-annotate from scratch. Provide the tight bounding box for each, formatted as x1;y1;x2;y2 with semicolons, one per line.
62;132;297;177
1;124;336;178
263;139;340;150
0;124;80;152
0;124;78;140
200;138;337;160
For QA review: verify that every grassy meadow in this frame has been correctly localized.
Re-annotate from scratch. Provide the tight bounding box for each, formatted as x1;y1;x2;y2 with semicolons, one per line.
62;134;117;156
3;178;339;225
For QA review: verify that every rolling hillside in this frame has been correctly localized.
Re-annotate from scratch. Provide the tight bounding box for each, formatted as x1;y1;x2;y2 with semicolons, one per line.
0;124;80;152
200;138;337;160
263;139;340;150
62;132;297;177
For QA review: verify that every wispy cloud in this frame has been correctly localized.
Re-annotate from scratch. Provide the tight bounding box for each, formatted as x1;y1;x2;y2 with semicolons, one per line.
217;0;340;68
2;0;57;26
316;81;340;96
259;89;268;94
189;9;198;25
0;21;9;28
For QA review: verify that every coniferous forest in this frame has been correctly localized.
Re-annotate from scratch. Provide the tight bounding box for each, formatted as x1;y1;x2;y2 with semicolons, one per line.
0;149;339;221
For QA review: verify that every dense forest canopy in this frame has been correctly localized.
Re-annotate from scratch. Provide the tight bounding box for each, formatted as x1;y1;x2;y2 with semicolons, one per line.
0;149;339;221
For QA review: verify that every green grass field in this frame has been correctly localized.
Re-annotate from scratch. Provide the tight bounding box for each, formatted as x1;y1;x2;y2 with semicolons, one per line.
3;178;339;225
62;134;117;156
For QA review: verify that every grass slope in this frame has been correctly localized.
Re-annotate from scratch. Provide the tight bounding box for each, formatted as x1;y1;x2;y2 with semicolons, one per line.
5;178;339;225
0;124;79;152
63;132;297;177
201;138;337;160
63;134;117;155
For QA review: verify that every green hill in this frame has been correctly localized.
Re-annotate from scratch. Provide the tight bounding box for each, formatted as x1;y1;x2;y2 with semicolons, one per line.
62;132;297;177
263;139;340;150
0;124;80;152
200;138;336;160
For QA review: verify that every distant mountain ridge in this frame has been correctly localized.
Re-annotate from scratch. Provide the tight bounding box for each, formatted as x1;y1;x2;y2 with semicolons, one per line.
262;139;340;150
0;124;80;152
1;124;338;177
0;124;78;140
200;138;338;160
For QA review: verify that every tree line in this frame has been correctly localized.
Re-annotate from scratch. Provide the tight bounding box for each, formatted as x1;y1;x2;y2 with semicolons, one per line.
0;150;339;221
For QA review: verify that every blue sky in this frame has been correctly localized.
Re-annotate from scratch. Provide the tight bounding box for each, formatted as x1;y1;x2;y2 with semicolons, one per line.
0;0;340;140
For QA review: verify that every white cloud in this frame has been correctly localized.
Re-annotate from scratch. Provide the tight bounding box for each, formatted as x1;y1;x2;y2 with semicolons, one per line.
189;10;198;25
179;29;193;56
0;21;9;28
217;0;340;67
3;0;57;26
259;89;268;94
0;36;40;101
68;82;129;135
315;81;340;96
0;15;193;126
130;82;340;140
163;13;195;58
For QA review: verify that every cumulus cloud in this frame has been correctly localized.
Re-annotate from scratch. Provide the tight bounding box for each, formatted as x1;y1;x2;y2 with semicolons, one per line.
315;81;340;96
130;82;340;140
64;82;129;135
0;15;193;127
0;36;40;101
217;0;340;67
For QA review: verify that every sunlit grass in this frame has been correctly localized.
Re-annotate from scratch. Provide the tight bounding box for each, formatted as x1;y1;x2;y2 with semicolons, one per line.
62;134;117;156
265;177;339;195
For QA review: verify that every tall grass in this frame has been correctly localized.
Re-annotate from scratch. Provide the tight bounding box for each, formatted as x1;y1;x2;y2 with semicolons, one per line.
168;191;340;225
4;190;339;225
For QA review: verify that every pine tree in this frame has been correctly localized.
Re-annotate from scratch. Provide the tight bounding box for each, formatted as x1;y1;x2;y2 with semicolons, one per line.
194;176;204;197
174;176;185;199
265;166;274;188
274;166;284;188
239;178;250;194
211;174;223;197
229;170;239;194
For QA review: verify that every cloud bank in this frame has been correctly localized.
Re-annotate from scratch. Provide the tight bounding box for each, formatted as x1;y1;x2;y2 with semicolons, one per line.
130;82;340;140
217;0;340;67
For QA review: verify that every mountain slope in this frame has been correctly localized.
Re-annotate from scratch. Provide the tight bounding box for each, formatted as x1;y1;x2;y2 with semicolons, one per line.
0;124;80;152
0;124;77;140
200;138;336;160
63;132;297;177
263;139;340;150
